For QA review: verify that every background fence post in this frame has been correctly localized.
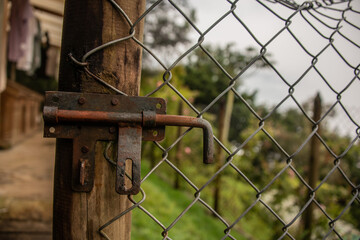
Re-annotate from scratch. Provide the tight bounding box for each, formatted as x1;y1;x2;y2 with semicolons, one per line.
303;92;322;239
53;0;145;239
213;91;234;214
174;101;184;189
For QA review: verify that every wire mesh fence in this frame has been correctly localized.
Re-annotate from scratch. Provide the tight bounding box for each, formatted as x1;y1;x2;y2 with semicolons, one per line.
69;0;360;239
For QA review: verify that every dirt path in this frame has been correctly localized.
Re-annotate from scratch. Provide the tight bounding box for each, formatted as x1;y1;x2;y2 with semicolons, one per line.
0;131;55;239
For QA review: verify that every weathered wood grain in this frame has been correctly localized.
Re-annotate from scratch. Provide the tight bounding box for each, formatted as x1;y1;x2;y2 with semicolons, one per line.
54;0;146;239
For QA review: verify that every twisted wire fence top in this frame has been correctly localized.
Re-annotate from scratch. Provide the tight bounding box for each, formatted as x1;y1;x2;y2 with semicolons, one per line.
69;0;359;239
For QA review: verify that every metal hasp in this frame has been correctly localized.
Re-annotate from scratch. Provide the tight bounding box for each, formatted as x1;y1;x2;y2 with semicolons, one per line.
43;91;214;195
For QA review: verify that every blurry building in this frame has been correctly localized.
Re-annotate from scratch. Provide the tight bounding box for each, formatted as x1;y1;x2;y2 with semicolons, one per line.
0;0;63;148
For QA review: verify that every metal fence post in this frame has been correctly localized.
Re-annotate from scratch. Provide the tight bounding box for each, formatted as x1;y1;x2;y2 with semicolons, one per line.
53;0;145;239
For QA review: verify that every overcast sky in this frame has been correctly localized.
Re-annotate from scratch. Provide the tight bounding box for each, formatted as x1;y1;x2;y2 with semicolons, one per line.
181;0;360;136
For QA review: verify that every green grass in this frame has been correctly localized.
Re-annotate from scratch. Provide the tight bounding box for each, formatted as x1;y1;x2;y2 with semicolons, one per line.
131;163;245;240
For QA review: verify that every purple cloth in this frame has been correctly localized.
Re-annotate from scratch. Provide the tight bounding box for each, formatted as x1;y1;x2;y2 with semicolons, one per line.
7;0;32;62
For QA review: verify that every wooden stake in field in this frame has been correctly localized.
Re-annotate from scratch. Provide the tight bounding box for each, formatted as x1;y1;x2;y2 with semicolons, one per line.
53;0;145;238
303;93;322;239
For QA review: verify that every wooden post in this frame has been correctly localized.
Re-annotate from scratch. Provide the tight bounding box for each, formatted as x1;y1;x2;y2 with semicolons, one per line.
53;0;145;239
303;93;321;239
174;101;184;189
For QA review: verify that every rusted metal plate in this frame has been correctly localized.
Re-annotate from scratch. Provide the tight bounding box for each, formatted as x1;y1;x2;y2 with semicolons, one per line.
43;91;215;194
72;135;96;192
43;91;166;192
45;125;118;192
116;126;142;195
44;91;166;141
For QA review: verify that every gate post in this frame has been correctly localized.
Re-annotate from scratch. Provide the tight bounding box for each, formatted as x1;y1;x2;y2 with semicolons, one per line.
53;0;145;239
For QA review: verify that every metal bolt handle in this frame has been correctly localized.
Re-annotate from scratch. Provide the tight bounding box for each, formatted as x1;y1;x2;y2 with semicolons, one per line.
155;114;214;164
44;106;214;164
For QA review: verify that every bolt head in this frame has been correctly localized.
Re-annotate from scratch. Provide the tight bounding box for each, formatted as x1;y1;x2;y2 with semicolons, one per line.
111;98;119;106
78;97;86;105
109;127;116;133
81;146;89;153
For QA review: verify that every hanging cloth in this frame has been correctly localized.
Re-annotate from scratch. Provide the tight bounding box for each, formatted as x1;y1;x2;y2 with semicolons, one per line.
7;0;32;62
16;11;37;72
0;0;9;93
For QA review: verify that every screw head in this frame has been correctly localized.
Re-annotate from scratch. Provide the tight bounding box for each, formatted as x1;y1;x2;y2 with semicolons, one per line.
52;96;59;103
111;98;119;106
109;127;116;133
49;127;56;133
78;97;86;105
81;145;89;153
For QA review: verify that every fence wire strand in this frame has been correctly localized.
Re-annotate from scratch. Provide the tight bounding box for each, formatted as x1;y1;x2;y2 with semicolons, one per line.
68;0;360;239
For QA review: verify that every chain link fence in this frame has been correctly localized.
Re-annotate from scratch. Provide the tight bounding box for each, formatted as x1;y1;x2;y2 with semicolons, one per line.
69;0;360;239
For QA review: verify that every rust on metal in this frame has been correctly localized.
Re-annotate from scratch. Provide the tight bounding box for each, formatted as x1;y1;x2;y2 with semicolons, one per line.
111;98;119;106
43;91;214;194
78;97;86;105
155;115;214;164
116;126;142;194
44;108;143;124
142;110;157;128
43;91;166;141
44;108;214;164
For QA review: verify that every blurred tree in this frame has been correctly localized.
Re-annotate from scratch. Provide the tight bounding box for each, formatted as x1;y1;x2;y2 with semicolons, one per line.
140;66;200;173
182;44;267;143
239;96;360;238
182;43;268;213
142;0;195;66
139;2;360;237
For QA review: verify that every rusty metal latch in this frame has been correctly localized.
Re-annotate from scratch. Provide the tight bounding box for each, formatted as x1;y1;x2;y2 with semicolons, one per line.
43;91;214;195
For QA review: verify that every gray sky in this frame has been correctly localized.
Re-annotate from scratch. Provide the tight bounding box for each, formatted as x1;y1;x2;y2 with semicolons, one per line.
183;0;360;136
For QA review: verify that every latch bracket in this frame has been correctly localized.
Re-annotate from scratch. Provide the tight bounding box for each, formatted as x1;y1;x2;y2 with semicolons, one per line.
43;91;214;195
